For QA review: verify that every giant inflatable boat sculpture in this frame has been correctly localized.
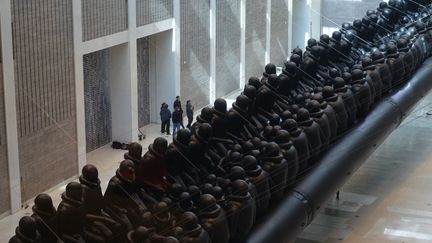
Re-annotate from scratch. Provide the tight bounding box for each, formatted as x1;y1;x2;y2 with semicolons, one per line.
10;1;432;243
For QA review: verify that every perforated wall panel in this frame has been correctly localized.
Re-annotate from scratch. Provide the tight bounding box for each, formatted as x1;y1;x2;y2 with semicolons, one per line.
180;0;211;109
0;41;10;214
270;0;289;66
245;0;267;79
137;37;150;128
215;0;241;98
82;0;128;41
12;0;77;202
321;0;381;28
84;50;112;152
136;0;173;27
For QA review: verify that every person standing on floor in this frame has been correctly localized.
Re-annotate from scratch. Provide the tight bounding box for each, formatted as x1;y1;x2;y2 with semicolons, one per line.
173;96;185;128
172;106;182;137
186;100;194;129
160;103;171;135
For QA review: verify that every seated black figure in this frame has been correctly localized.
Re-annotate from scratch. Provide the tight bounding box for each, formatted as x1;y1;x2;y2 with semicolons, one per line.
322;86;348;136
197;194;230;243
260;142;288;202
177;212;211;243
31;194;58;243
142;202;177;236
350;69;372;118
226;179;256;243
371;50;393;94
192;107;213;134
272;130;299;185
104;160;153;226
281;119;310;173
124;142;142;165
397;38;415;80
138;137;169;195
9;216;41;243
362;57;384;101
306;100;331;151
79;164;125;238
58;182;106;243
311;93;338;142
261;63;277;83
242;155;271;216
385;43;405;87
166;129;201;187
333;77;358;127
296;108;322;164
228;166;258;204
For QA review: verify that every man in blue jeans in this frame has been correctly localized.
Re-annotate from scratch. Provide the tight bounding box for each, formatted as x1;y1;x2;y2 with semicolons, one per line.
172;106;182;137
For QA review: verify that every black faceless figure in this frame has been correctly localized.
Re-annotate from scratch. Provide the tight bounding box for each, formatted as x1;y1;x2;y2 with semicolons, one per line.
362;57;384;101
197;194;230;243
226;180;256;242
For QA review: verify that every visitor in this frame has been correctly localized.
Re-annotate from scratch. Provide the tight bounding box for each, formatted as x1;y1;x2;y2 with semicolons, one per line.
172;106;182;137
186;100;194;129
160;103;171;135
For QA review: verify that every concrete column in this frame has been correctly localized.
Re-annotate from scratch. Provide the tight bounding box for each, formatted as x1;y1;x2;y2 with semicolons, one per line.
310;0;322;39
173;0;181;97
125;0;139;143
288;0;293;52
292;0;310;48
265;0;271;64
72;0;86;172
110;43;137;143
1;0;22;213
209;0;216;104
240;0;246;88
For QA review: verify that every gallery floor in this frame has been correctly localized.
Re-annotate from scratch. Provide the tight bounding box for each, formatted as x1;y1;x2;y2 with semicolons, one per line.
1;91;432;242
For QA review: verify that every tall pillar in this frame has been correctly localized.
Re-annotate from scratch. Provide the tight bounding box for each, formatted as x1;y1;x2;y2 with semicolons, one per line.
209;0;216;104
0;0;22;213
73;0;86;172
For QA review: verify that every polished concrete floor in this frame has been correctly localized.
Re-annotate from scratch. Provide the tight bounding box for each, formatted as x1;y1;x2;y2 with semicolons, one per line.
296;91;432;243
1;91;432;242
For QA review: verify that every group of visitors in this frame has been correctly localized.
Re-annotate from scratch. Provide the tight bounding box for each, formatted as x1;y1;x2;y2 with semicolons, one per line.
160;96;194;137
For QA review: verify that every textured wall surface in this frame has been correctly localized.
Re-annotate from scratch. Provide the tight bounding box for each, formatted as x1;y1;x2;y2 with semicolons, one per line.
216;0;241;98
136;0;173;27
321;0;381;28
82;0;128;41
137;37;150;128
12;0;75;137
270;0;289;66
245;0;267;79
180;0;211;109
12;0;77;202
0;44;10;214
84;50;112;152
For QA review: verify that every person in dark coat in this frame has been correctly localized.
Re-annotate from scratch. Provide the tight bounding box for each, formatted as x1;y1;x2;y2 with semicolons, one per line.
160;103;171;135
186;100;194;129
172;107;183;137
174;96;185;129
